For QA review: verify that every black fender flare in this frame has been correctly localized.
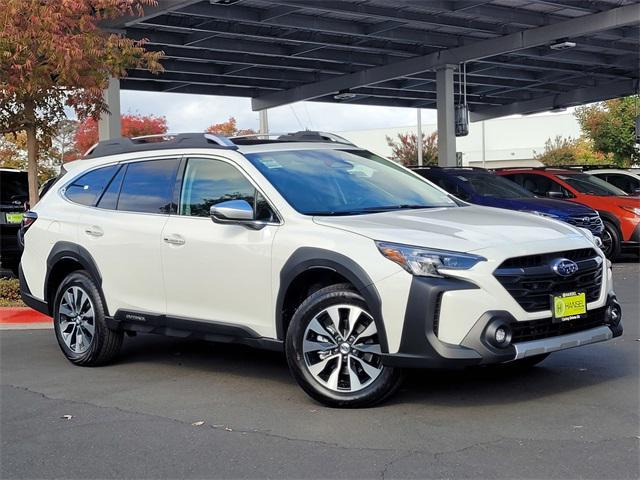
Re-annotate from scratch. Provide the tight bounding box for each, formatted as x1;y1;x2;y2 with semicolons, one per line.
276;247;389;353
45;241;107;314
597;210;622;238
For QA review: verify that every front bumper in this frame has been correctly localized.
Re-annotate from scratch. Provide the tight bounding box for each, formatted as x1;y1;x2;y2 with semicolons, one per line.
381;276;623;368
513;325;611;360
622;222;640;252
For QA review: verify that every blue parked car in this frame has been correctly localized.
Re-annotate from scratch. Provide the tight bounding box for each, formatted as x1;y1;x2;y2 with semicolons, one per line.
412;167;604;238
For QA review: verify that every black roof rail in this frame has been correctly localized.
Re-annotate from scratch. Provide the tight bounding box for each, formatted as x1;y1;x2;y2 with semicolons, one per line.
409;165;491;172
554;164;619;171
492;166;573;171
84;133;238;158
230;130;355;146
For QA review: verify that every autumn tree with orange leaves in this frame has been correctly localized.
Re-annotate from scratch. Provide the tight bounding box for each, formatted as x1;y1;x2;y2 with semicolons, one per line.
74;114;168;155
206;117;256;137
386;131;438;166
0;0;163;205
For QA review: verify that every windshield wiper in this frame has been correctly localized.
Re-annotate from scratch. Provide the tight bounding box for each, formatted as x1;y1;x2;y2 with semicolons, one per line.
358;204;438;211
308;205;445;216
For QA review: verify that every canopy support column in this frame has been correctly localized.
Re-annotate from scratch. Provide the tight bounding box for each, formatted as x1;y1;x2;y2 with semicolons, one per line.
417;109;423;166
259;109;269;134
98;77;121;141
436;64;456;167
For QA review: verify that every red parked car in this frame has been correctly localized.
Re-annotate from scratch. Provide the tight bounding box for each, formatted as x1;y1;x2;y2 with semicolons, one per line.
496;168;639;260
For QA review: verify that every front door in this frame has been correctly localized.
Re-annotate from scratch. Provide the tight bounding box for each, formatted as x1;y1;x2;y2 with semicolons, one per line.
161;156;280;337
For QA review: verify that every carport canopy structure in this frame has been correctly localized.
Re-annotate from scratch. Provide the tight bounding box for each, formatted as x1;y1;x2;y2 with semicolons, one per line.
103;0;640;166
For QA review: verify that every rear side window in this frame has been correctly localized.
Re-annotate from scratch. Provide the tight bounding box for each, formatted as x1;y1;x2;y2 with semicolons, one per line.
0;171;28;204
64;165;119;206
96;165;125;210
117;159;179;214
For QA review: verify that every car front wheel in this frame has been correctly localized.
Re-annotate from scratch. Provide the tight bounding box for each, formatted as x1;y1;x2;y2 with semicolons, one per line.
285;283;402;408
601;221;621;261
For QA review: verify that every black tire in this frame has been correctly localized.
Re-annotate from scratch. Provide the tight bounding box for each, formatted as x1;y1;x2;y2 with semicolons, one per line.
53;270;123;366
285;283;403;408
601;221;621;261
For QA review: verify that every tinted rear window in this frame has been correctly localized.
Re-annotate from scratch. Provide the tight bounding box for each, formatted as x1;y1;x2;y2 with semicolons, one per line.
65;165;119;206
117;159;179;214
96;165;126;210
1;171;28;204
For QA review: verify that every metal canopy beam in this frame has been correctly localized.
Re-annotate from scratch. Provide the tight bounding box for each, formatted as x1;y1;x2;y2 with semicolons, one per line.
470;78;639;121
251;4;640;111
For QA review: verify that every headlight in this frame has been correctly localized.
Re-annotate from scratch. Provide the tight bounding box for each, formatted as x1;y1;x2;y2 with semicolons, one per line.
376;241;486;277
524;210;560;219
577;227;600;248
620;206;640;216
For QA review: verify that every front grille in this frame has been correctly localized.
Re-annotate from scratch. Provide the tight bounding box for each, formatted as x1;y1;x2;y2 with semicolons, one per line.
511;307;607;343
494;248;603;312
566;214;604;234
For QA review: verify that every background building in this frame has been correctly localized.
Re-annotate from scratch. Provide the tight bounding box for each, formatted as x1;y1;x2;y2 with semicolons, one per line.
339;112;581;167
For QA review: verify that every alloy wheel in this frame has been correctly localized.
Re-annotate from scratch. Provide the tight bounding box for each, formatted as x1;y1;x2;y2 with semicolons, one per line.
302;304;383;393
58;286;95;354
601;229;613;257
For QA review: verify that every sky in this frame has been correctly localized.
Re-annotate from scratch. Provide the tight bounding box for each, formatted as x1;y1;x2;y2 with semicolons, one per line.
119;90;438;134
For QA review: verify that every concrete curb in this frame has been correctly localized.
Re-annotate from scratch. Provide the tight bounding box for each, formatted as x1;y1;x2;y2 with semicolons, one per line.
0;307;52;325
0;323;53;330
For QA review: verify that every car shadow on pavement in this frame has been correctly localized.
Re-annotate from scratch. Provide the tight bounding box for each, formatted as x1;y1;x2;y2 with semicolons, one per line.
118;334;294;385
115;332;632;408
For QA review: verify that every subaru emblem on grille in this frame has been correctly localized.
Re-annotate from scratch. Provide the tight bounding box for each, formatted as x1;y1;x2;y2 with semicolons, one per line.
552;258;579;277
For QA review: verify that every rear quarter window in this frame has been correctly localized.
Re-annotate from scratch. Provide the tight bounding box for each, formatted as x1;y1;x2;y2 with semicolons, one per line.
64;165;119;206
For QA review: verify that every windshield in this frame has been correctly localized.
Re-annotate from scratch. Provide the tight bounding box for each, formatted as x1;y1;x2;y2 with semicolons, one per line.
244;149;457;215
0;171;28;204
453;171;535;199
558;173;627;196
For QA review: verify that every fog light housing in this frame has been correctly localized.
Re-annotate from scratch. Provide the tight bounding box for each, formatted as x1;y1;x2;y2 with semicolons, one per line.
485;321;512;349
495;327;507;344
606;301;622;327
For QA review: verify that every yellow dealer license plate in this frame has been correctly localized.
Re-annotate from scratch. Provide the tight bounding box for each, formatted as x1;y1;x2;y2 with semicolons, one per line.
5;212;23;224
552;291;587;322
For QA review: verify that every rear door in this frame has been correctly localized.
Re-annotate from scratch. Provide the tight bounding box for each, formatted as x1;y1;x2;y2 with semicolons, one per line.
75;157;180;316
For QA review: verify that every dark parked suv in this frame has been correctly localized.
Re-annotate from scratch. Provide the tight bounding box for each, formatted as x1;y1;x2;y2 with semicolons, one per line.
0;169;28;274
412;167;604;240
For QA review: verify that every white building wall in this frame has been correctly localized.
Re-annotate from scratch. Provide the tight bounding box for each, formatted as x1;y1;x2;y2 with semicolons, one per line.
338;112;582;167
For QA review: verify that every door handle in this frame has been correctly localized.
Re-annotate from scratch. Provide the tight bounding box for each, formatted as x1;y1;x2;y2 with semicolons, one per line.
163;234;185;246
84;226;103;237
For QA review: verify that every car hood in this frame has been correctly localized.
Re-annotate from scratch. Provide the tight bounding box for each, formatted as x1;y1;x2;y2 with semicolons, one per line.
313;205;582;253
473;196;596;215
613;195;640;208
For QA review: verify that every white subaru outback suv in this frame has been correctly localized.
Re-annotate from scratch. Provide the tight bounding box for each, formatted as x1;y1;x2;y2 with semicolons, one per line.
20;132;623;407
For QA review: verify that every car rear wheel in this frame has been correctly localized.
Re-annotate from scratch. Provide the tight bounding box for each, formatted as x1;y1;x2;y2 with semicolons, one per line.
285;283;402;408
53;271;123;366
601;221;620;261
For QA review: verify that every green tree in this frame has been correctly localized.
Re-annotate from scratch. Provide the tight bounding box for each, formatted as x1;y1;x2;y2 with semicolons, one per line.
575;96;639;167
0;0;163;206
386;131;438;166
534;136;610;167
0;133;56;184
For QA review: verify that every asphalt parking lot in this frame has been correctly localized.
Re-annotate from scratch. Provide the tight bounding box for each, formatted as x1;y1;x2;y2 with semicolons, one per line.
1;261;638;479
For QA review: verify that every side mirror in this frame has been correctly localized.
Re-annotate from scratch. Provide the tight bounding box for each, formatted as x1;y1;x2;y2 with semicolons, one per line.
547;191;564;199
210;199;265;230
